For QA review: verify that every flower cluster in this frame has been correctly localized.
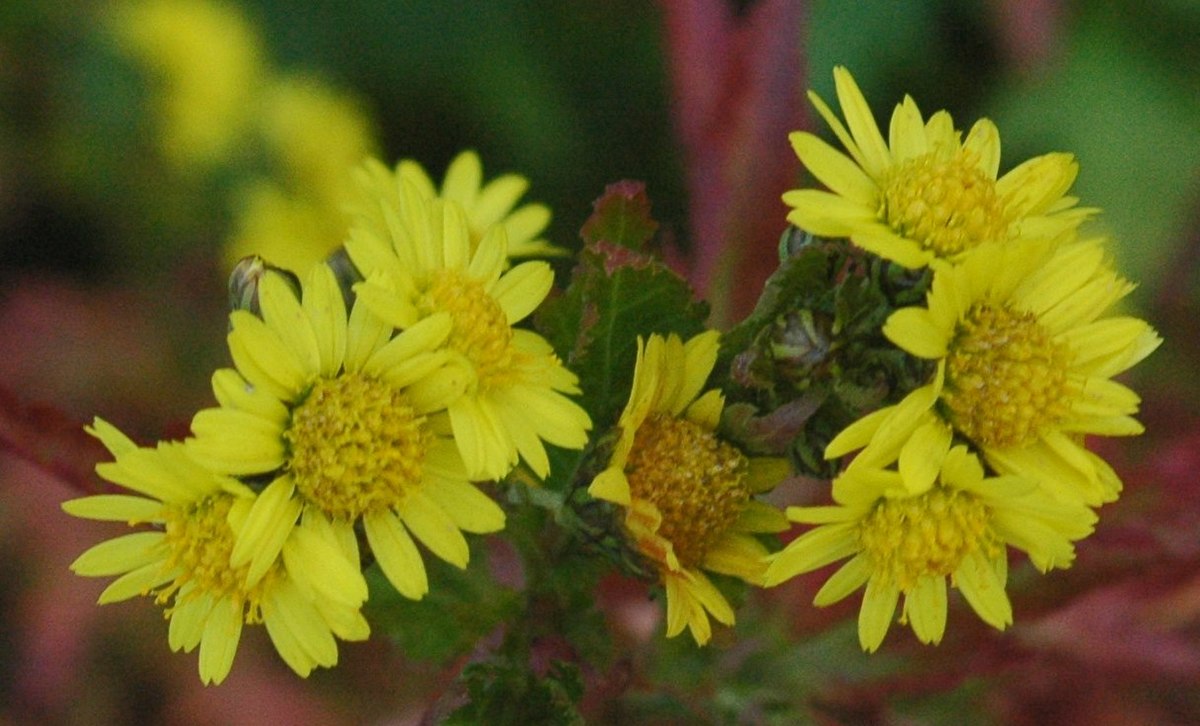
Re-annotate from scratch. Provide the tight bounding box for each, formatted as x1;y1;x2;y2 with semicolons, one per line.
64;154;591;684
765;67;1160;650
63;59;1161;687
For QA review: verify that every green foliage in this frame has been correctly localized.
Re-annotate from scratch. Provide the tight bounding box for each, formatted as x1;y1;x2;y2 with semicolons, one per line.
718;229;933;477
364;544;518;664
444;658;585;725
537;183;709;433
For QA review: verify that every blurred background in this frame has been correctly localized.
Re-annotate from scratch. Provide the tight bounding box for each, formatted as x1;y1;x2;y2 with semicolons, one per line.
1;0;1198;723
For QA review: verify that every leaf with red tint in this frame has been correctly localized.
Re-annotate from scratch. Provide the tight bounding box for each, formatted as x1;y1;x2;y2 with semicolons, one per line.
579;180;660;251
0;385;110;494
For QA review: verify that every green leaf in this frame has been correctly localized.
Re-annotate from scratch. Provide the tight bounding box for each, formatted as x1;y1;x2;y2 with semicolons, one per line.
579;180;660;250
538;241;709;433
445;658;586;725
364;542;518;663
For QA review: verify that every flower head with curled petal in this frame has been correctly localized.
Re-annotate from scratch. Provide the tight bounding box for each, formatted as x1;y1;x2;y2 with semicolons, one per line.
63;419;368;684
784;66;1091;269
589;332;790;645
765;444;1095;652
826;237;1161;507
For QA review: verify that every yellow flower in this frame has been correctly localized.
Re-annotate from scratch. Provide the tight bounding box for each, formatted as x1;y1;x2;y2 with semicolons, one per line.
827;237;1161;506
346;177;591;481
765;445;1095;652
226;76;380;274
784;66;1090;269
113;0;264;169
351;150;561;259
186;263;506;600
588;332;790;645
63;419;368;685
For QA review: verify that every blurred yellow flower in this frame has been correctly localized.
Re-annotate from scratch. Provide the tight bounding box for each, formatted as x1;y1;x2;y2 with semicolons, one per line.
187;264;506;600
347;178;590;480
113;0;264;169
64;419;368;684
784;66;1090;269
226;76;380;274
766;445;1094;652
589;332;789;645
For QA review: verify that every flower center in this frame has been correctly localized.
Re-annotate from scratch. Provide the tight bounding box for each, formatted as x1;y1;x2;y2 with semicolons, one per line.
625;414;750;569
942;304;1072;448
858;486;996;591
882;151;1008;257
425;270;514;387
160;495;269;619
286;373;429;519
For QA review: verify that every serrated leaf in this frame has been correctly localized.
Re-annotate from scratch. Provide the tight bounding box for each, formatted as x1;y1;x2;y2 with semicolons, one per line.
579;180;659;250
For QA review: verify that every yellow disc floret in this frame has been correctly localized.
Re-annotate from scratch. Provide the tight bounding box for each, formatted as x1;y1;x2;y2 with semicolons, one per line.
625;414;750;568
942;304;1072;448
160;495;271;620
858;487;997;592
425;270;515;388
882;151;1008;257
286;373;429;519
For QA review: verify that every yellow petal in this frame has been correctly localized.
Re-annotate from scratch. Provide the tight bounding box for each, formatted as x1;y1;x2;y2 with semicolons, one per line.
858;576;898;652
790;131;877;205
197;596;243;685
954;550;1012;630
70;531;164;576
363;509;428;600
833;66;891;179
399;489;471;568
905;575;948;645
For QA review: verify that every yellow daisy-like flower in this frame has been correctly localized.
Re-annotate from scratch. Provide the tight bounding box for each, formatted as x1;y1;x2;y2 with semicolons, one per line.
588;332;790;645
827;237;1161;506
765;444;1095;652
186;263;506;600
63;419;368;685
346;177;591;481
113;0;264;169
350;150;561;259
784;66;1090;269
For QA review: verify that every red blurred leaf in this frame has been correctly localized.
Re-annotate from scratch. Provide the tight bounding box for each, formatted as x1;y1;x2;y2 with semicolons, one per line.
660;0;807;325
0;384;108;494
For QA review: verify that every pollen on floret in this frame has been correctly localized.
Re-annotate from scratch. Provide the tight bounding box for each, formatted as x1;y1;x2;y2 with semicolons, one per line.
942;304;1073;448
160;495;273;621
858;486;998;592
625;414;750;568
286;373;429;519
882;151;1008;257
423;270;515;388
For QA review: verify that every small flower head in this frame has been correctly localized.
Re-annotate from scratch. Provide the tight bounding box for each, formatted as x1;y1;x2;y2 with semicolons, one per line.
346;172;591;480
63;419;368;684
589;332;790;645
350;150;561;259
827;237;1161;506
784;66;1090;269
186;263;506;600
765;445;1095;652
